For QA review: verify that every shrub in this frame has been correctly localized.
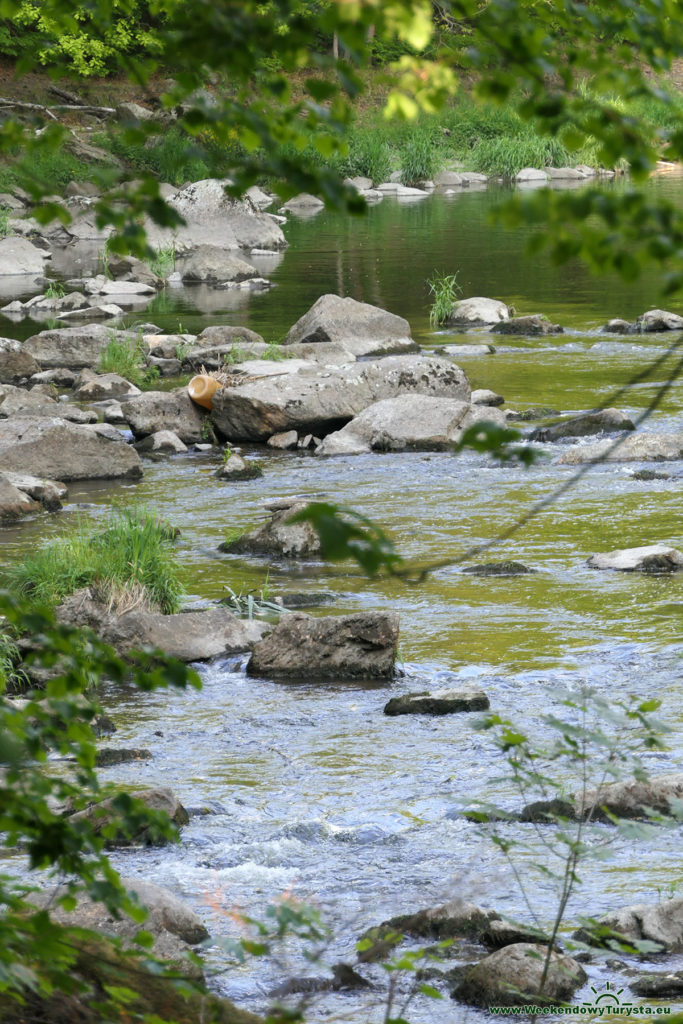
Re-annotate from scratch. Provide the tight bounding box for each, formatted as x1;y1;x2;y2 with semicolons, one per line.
3;508;183;614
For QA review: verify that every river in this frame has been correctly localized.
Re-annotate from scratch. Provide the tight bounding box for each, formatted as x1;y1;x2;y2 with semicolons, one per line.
1;176;682;1022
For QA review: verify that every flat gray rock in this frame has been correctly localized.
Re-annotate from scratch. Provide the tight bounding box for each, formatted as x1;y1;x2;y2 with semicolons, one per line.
558;433;683;464
574;897;683;953
318;395;501;456
104;606;268;660
23;324;131;370
0;235;50;275
447;297;509;326
247;611;399;681
283;293;419;358
587;544;683;572
530;407;635;442
210;355;470;442
0;416;142;481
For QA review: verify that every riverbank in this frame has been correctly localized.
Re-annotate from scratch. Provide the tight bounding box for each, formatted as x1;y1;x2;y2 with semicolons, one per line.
2;61;683;201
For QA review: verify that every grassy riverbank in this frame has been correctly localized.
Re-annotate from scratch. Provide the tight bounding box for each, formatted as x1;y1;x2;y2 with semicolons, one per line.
1;68;682;197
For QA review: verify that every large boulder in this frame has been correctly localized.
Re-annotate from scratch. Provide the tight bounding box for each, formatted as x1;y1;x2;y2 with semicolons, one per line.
73;370;141;401
490;315;563;336
0;474;40;521
587;545;683;572
574;897;683;952
103;607;268;661
558;432;683;464
360;899;501;961
0;384;97;424
0;417;142;481
283;294;419;358
0;338;41;382
125;388;207;443
220;500;321;559
30;878;208;975
68;786;189;845
178;246;260;283
635;309;683;332
575;772;683;821
451;944;587;1008
210;355;470;441
446;297;510;326
148;179;287;251
530;408;635;442
247;610;399;680
318;397;505;455
0;235;50;275
23;324;130;370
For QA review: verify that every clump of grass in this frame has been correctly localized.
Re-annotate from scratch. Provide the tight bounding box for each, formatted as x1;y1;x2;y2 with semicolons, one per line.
0;206;14;239
103;127;211;186
3;508;183;614
44;281;66;299
400;131;442;186
148;244;175;279
0;626;27;694
98;333;159;389
428;270;462;327
340;127;393;184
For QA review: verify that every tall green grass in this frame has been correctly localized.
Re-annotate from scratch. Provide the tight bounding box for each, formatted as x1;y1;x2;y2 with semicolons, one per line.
339;127;392;184
468;134;570;178
98;333;159;389
3;508;183;614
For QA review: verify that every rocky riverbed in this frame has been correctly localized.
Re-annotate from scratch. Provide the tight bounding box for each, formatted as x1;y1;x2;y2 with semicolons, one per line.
1;175;682;1022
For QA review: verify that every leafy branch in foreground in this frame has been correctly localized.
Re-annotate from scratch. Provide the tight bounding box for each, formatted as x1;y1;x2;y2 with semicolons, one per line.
0;593;203;1020
287;502;405;576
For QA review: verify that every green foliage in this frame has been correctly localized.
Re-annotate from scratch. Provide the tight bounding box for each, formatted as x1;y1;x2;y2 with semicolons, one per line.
0;1;172;76
427;268;461;327
287;502;404;576
3;507;183;614
0;205;13;238
0;592;200;1020
97;332;159;389
104;127;211;186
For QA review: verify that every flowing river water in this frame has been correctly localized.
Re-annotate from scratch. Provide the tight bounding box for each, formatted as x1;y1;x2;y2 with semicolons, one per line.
1;176;682;1021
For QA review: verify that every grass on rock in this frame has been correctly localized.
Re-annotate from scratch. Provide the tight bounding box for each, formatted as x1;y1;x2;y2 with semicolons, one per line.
98;334;160;389
3;508;183;614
